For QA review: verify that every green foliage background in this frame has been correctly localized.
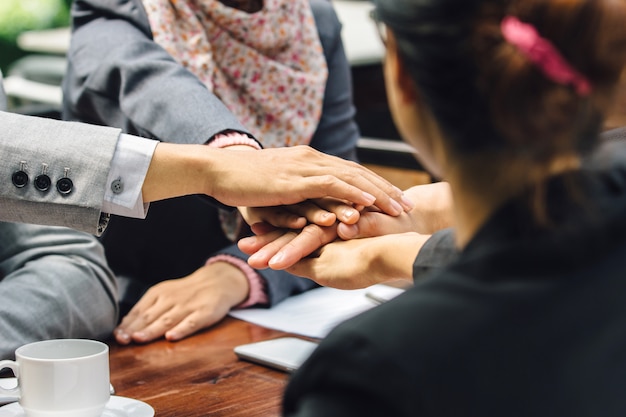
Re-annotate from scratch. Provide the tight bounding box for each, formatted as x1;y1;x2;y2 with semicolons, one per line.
0;0;72;73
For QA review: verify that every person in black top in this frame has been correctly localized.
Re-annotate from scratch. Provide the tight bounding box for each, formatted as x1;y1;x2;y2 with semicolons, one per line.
255;0;626;415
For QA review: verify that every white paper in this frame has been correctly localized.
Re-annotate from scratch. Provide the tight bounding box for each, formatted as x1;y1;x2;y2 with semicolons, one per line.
229;284;405;339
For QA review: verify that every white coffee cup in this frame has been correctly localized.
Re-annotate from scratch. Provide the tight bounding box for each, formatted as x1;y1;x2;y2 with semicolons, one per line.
0;339;110;417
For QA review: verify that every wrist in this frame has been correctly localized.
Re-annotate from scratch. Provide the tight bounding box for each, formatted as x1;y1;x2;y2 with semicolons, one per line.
144;143;219;201
205;254;269;308
198;261;250;307
372;233;425;282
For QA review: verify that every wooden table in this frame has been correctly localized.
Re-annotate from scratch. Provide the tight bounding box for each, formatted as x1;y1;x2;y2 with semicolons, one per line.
107;317;292;417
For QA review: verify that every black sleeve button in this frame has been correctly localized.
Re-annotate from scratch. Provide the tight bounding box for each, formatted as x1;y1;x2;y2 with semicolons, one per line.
56;177;73;195
34;174;52;192
12;170;29;188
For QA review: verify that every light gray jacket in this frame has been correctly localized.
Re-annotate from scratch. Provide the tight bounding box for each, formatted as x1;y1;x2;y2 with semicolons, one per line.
0;73;118;359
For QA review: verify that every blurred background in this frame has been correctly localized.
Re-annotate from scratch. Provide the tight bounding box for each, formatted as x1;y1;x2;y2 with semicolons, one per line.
0;0;70;72
0;0;71;120
0;0;430;188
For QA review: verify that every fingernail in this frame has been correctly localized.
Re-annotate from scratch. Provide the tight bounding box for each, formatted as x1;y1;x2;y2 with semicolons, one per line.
342;208;358;221
401;194;414;211
362;192;376;205
248;250;266;262
115;329;130;343
269;252;285;267
390;198;403;216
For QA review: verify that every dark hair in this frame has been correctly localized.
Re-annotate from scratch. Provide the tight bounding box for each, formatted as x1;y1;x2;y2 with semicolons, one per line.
374;0;626;161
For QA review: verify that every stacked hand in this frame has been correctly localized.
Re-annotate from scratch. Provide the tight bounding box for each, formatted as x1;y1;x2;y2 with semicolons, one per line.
239;182;454;289
144;144;413;215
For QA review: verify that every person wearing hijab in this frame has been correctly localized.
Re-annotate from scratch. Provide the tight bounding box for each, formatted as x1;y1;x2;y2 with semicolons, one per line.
62;0;413;344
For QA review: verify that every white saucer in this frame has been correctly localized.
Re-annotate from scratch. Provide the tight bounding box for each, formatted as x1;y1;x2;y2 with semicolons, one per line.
0;396;154;417
0;380;116;407
0;379;18;406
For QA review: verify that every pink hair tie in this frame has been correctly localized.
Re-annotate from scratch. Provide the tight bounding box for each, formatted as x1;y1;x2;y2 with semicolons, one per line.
501;15;592;96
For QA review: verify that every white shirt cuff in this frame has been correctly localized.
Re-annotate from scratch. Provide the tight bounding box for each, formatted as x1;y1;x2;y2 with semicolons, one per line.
102;134;158;219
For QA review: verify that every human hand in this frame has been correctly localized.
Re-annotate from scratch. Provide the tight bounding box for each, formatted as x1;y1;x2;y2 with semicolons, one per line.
210;146;413;215
238;211;418;270
113;262;249;344
337;182;454;239
238;182;453;270
284;232;427;289
144;144;413;216
240;221;339;270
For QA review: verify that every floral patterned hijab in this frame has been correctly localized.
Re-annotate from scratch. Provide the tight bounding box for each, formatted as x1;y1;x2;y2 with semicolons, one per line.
141;0;328;147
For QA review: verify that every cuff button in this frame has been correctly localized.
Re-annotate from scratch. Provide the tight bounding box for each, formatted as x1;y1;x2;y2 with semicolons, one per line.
111;178;124;194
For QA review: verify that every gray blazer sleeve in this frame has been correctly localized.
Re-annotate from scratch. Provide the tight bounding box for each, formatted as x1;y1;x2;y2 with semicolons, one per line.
63;0;250;143
0;110;120;234
1;70;120;234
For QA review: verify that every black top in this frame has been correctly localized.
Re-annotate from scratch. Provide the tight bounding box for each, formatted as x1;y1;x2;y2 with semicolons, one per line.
283;139;626;417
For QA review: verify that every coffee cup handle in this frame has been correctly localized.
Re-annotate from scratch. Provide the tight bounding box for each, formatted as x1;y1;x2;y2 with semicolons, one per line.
0;360;20;397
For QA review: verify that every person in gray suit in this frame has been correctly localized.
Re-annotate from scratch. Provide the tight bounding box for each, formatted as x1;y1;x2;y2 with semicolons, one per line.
61;0;411;345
